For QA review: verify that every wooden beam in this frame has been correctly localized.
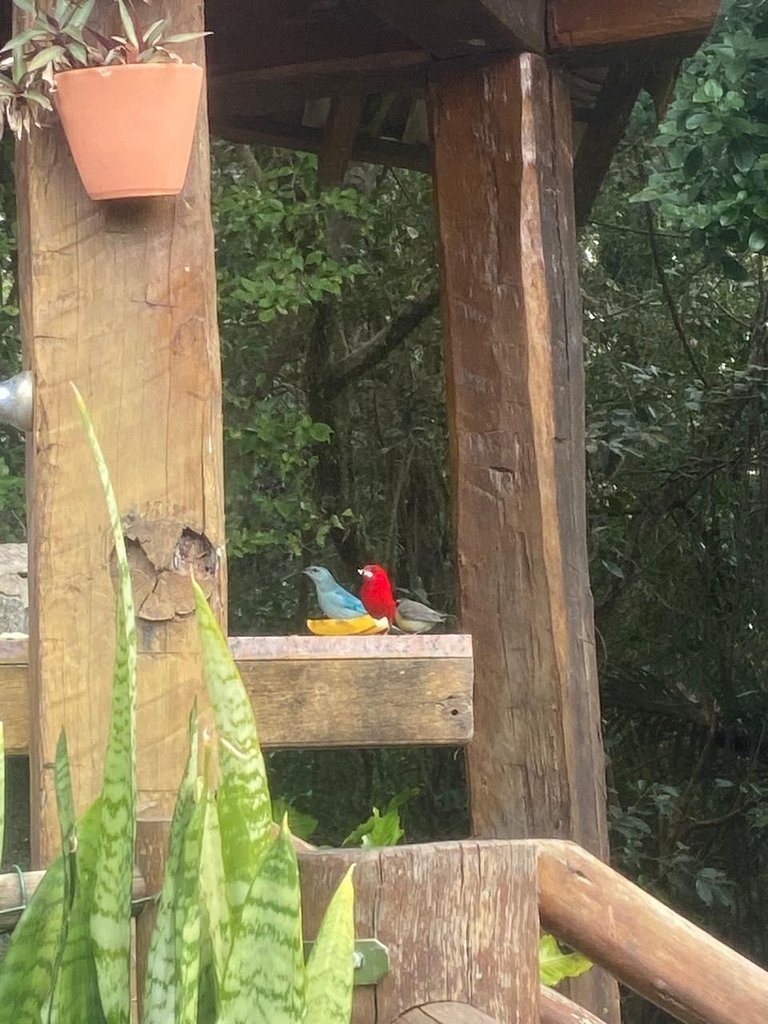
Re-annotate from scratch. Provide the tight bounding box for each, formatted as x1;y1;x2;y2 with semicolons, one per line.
317;95;364;186
355;0;546;58
299;840;539;1022
537;840;768;1024
0;867;148;932
573;61;646;225
0;635;473;753
17;0;225;864
213;116;431;173
428;53;618;1023
548;0;720;60
394;1005;499;1022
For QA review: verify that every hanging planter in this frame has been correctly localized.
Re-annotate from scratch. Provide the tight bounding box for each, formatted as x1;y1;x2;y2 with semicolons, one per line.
54;63;203;200
0;0;208;200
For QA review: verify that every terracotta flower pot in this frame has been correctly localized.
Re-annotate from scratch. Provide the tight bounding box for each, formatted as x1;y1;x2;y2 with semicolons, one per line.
53;62;204;200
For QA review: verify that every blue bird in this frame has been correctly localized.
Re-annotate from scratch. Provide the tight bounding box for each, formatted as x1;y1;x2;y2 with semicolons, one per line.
302;565;367;619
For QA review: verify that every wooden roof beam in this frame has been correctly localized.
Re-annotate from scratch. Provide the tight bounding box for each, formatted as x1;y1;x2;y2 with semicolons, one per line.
355;0;546;58
548;0;721;61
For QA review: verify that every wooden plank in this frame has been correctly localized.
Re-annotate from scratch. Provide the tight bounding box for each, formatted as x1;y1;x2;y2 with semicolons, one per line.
540;987;608;1024
573;62;646;225
356;0;545;57
0;635;473;752
299;840;540;1023
537;840;768;1024
429;54;618;1024
16;0;225;863
548;0;720;59
214;117;431;174
318;95;364;186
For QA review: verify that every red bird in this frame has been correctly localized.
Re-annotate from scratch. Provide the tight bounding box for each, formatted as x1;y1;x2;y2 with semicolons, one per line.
358;563;396;624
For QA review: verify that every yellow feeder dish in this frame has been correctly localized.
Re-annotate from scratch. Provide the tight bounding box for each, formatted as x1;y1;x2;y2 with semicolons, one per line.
306;614;389;636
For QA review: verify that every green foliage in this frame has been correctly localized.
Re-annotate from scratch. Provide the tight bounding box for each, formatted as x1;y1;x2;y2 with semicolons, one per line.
341;788;418;848
0;395;356;1024
538;934;592;987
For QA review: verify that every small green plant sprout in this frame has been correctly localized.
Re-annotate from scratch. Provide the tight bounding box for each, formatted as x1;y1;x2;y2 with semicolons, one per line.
539;933;593;987
0;386;357;1024
0;0;208;139
342;787;419;848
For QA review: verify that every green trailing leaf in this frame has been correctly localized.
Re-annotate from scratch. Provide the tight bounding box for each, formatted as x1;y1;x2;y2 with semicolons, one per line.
539;934;592;987
192;577;272;918
72;385;137;1024
305;867;356;1024
142;711;199;1024
219;821;304;1024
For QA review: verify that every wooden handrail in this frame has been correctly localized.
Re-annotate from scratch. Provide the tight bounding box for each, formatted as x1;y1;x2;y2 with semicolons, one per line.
0;867;149;931
537;841;768;1024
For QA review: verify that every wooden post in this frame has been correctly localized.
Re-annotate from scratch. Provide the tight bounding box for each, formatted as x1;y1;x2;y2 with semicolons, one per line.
428;53;618;1020
16;0;225;864
299;840;540;1024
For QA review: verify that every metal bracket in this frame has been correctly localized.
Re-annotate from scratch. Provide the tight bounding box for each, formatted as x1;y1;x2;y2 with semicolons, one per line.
0;371;33;431
303;937;390;986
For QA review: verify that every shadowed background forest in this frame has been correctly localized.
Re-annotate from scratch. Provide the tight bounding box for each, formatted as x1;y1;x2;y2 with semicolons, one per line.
0;0;767;1016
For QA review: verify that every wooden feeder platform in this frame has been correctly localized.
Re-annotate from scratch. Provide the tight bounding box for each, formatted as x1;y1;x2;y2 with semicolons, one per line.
0;633;473;756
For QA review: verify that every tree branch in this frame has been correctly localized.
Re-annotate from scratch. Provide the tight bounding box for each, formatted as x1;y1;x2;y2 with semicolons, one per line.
323;286;440;400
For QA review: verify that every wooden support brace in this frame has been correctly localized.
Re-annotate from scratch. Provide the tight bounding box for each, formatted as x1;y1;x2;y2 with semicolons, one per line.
318;95;364;186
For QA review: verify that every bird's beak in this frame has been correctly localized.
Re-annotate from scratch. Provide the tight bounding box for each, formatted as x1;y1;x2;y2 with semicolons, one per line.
358;568;373;578
301;568;311;577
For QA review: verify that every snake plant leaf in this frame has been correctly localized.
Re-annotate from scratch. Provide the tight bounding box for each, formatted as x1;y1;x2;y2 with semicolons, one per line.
174;780;206;1024
46;799;106;1024
305;866;356;1024
199;782;231;988
0;798;101;1022
72;385;137;1024
192;577;272;917
219;820;305;1024
142;711;199;1024
47;730;78;1014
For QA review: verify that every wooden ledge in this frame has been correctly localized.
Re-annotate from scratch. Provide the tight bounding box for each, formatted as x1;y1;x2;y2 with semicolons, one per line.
0;634;473;754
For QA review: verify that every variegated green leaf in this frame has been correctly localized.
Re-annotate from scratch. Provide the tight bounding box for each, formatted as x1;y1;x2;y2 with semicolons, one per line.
46;800;106;1024
174;779;205;1024
47;730;78;1012
305;867;356;1024
199;781;231;987
192;577;272;918
142;712;199;1024
72;386;137;1024
220;821;305;1024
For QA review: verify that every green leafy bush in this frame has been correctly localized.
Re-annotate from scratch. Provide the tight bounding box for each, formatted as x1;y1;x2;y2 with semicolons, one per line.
0;388;355;1024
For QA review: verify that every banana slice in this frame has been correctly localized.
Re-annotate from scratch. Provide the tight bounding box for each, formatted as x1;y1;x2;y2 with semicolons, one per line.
306;615;389;636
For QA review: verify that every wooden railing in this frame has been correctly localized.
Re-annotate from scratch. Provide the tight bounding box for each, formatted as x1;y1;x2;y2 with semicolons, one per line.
0;838;766;1023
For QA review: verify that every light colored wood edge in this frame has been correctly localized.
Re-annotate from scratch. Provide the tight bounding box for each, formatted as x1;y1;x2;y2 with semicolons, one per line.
537;840;768;1024
0;867;148;932
547;0;720;51
540;986;608;1024
0;633;472;663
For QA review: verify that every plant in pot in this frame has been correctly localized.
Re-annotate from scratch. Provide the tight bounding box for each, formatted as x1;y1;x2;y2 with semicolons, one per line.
0;0;208;199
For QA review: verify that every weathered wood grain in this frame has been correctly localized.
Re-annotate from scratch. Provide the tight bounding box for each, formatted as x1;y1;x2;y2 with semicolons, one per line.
429;52;618;1024
17;0;225;863
318;94;364;186
395;1004;499;1022
0;635;473;751
540;987;608;1024
538;840;768;1024
548;0;720;57
356;0;545;57
299;840;540;1024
